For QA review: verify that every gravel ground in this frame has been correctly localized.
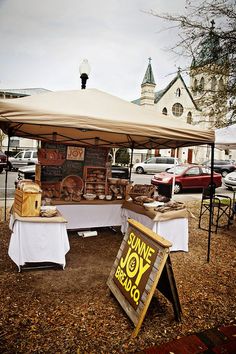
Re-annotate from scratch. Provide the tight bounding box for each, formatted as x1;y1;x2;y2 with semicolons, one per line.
0;202;235;353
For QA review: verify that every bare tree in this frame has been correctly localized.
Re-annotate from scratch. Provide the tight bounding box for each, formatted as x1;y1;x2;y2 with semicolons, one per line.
148;0;236;126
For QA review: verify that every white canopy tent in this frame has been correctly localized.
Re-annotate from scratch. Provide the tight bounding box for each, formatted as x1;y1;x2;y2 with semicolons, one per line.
0;88;216;261
0;88;214;149
215;124;236;150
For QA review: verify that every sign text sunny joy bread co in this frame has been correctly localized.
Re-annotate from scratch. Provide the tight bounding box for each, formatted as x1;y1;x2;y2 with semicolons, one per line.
107;218;174;337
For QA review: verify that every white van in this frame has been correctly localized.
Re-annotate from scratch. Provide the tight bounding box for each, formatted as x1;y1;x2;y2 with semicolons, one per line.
9;150;38;170
133;156;182;174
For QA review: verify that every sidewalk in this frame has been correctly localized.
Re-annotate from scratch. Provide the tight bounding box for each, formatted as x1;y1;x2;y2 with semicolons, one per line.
139;324;236;354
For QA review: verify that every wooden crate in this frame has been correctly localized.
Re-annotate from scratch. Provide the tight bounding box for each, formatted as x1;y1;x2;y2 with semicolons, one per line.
129;184;155;200
14;189;42;217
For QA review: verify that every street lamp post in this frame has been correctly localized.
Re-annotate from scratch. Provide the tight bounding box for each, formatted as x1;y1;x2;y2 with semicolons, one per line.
79;59;91;89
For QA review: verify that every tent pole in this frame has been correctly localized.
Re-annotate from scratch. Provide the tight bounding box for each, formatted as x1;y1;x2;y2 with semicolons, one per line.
129;146;134;181
207;143;215;262
4;134;11;221
171;148;177;198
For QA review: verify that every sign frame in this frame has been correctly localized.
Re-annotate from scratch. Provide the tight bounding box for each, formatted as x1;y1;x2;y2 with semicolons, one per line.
107;218;181;337
66;146;85;161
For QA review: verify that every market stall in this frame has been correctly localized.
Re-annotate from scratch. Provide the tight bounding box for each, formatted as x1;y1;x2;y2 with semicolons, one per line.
0;88;216;259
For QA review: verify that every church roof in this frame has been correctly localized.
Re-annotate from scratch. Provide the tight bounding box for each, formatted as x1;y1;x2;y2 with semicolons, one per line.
191;22;227;69
132;70;199;110
154;71;199;110
142;59;156;85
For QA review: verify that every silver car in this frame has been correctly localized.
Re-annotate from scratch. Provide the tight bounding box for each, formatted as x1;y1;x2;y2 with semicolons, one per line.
224;171;236;190
133;156;182;174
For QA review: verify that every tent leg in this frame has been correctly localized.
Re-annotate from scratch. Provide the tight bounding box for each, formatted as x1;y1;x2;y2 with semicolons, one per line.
129;146;134;181
171;148;177;198
4;135;11;221
207;143;215;262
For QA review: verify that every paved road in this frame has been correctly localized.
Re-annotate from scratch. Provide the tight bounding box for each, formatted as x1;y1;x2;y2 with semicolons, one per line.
0;170;232;205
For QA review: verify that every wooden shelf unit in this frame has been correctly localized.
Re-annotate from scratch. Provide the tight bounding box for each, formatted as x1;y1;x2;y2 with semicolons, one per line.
83;166;108;195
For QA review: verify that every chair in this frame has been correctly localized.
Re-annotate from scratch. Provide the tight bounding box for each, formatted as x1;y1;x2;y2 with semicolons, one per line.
199;186;232;233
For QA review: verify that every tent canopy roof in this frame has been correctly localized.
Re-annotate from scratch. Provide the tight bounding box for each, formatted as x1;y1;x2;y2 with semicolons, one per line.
0;88;215;149
215;124;236;150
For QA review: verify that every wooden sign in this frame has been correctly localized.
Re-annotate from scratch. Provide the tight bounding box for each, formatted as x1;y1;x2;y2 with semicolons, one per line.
66;146;85;161
107;218;181;337
38;148;65;166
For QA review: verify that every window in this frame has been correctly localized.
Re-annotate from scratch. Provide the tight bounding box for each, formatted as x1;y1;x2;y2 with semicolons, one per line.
156;158;166;164
16;152;24;158
10;137;20;147
24;151;31;158
146;157;156;164
176;88;181;97
185;167;200;176
162;107;167;115
193;79;198;95
211;76;217;91
187;112;192;124
172;103;183;117
219;77;224;91
199;77;205;92
33;151;37;158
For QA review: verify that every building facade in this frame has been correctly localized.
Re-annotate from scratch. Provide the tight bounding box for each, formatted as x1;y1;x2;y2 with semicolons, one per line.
0;88;50;153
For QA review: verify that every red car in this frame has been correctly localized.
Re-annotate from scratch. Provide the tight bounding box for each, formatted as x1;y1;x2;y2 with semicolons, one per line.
151;164;222;194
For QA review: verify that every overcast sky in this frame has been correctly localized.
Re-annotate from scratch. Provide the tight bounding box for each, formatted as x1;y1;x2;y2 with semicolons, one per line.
0;0;190;101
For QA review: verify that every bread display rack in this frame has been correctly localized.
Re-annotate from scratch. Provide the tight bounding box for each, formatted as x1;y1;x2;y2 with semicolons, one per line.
83;166;108;197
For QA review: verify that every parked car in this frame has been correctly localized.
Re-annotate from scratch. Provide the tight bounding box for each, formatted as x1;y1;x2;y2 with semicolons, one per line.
0;150;7;173
202;159;236;177
224;171;236;190
133;156;182;174
151;164;222;194
8;150;38;170
15;164;130;187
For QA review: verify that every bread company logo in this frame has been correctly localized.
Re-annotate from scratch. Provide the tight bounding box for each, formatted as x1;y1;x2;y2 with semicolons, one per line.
66;146;85;161
113;227;158;310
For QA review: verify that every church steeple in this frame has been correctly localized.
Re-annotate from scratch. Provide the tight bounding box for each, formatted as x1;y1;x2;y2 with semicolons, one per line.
140;58;156;108
142;57;156;85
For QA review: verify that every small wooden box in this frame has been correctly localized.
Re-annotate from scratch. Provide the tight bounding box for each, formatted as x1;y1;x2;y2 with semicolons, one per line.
14;190;42;217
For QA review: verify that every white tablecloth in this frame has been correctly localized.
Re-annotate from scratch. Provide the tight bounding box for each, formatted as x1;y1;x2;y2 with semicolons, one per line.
56;203;122;230
9;215;70;271
121;208;189;252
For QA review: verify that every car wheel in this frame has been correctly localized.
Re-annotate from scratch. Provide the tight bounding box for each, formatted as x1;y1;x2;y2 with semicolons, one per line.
174;183;182;194
221;170;228;178
136;166;144;174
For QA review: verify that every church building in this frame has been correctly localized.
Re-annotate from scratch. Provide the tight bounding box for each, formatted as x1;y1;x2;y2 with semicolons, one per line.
132;22;232;164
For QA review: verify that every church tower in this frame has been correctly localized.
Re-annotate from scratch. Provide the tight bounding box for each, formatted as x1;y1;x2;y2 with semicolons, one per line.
190;20;229;129
140;58;156;108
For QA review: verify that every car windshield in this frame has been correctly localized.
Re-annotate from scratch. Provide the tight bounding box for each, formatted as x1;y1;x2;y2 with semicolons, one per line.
165;166;187;174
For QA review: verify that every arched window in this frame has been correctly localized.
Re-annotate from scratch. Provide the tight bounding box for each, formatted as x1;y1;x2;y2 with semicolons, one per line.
211;76;217;91
193;79;198;95
219;77;224;91
199;77;205;92
162;107;168;115
172;103;183;117
176;88;181;97
187;112;192;124
209;108;215;123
